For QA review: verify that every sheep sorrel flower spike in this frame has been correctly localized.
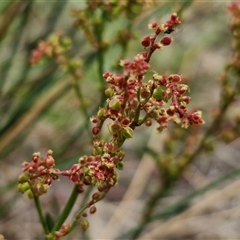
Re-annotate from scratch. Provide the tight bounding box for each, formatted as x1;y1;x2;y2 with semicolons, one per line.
19;12;204;237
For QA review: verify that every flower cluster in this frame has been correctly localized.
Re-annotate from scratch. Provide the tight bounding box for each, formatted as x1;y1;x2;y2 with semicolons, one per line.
30;33;82;78
71;0;153;49
20;11;204;201
142;12;181;62
18;150;59;198
19;12;205;236
91;13;204;141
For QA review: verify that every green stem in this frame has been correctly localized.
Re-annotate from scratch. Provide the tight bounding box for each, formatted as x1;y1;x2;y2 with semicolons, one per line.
52;184;79;232
71;75;92;136
33;195;49;234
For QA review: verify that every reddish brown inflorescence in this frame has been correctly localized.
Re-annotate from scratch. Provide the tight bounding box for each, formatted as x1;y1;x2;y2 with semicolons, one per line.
21;12;205;234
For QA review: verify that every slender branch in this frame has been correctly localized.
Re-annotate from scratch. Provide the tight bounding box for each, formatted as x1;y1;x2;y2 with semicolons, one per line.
33;195;49;234
52;185;79;232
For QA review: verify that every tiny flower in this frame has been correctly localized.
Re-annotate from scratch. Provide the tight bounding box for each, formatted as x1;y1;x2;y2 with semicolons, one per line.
166;105;175;116
153;73;163;81
140;87;151;98
90;117;98;124
168;74;181;83
148;22;158;29
103;71;111;79
127;97;139;110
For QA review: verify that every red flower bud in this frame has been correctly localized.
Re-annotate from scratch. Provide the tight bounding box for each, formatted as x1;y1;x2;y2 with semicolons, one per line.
92;126;100;135
148;22;158;29
160;37;172;46
141;36;151;48
90;205;97;214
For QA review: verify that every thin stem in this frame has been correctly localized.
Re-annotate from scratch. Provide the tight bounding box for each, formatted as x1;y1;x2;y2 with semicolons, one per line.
33;195;49;234
52;184;79;232
68;205;89;233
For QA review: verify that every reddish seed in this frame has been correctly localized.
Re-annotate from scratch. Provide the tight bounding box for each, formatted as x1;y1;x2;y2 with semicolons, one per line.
45;178;52;185
92;126;100;135
160;37;172;46
149;22;158;28
90;205;97;214
141;36;151;48
82;212;88;218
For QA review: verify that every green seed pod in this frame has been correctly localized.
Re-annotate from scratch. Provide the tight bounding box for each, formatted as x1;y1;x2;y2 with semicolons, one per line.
105;87;114;98
97;108;106;119
26;189;34;199
108;122;121;134
18;173;30;184
109;98;121;110
121;126;134;139
80;218;89;231
116;162;124;170
153;87;163;100
18;182;30;193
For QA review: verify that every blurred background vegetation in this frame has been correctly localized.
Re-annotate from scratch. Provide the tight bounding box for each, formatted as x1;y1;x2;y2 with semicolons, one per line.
1;1;240;239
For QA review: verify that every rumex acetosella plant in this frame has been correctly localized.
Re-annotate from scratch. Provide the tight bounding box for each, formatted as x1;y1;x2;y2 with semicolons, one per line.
18;12;204;239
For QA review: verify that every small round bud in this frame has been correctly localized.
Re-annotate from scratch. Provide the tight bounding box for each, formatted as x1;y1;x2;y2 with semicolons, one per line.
97;108;106;119
166;105;175;116
92;126;100;135
160;37;172;46
148;22;158;29
90;205;97;214
46;156;55;167
77;185;84;193
18;182;30;193
18;173;30;183
145;119;152;127
141;36;151;48
103;71;111;79
121;117;130;126
105;87;114;98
